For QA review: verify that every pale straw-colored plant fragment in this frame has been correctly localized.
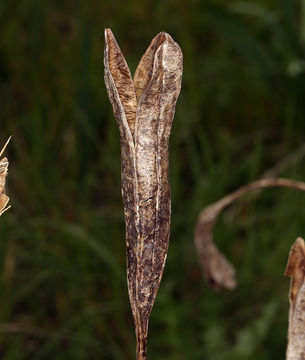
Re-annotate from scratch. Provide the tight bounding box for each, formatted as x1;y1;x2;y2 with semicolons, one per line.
0;137;11;216
104;29;183;359
195;178;305;289
285;237;305;360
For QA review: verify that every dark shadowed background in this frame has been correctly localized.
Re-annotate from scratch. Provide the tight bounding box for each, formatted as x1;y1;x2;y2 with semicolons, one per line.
1;0;305;359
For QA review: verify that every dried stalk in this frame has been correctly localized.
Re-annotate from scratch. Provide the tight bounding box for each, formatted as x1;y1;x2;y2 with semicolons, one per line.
195;178;305;290
285;237;305;360
0;137;11;216
104;29;183;359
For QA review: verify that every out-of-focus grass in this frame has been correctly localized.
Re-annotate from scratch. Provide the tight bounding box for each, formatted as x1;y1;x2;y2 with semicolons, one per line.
0;0;305;359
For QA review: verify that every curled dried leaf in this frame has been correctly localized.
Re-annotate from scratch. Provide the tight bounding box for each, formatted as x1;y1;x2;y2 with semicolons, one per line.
195;178;305;290
104;29;183;359
285;237;305;360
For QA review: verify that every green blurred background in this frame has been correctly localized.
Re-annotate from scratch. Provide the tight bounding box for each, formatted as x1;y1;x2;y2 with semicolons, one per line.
1;0;305;358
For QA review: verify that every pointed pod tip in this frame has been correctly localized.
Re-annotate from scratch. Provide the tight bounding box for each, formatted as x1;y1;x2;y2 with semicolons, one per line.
155;32;183;57
149;32;178;51
104;28;111;40
157;32;178;43
156;31;171;38
293;237;305;256
104;28;116;44
155;32;171;45
104;29;115;57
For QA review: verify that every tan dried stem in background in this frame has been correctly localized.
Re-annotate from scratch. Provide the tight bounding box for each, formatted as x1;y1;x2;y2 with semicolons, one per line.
285;237;305;360
0;137;11;216
104;29;183;359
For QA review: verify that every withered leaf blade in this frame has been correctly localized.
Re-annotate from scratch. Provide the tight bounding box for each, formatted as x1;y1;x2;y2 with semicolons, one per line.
194;178;305;290
195;218;237;290
104;28;137;140
104;29;183;360
285;237;305;360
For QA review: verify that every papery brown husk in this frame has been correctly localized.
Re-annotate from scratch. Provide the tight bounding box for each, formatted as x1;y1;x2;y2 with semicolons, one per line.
104;29;183;359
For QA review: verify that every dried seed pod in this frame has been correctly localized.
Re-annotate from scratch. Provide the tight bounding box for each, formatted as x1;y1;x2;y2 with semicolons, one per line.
104;29;183;359
0;137;11;216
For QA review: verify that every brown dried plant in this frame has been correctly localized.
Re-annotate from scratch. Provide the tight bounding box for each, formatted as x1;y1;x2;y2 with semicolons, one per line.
0;137;11;216
195;178;305;290
104;29;183;359
285;237;305;360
